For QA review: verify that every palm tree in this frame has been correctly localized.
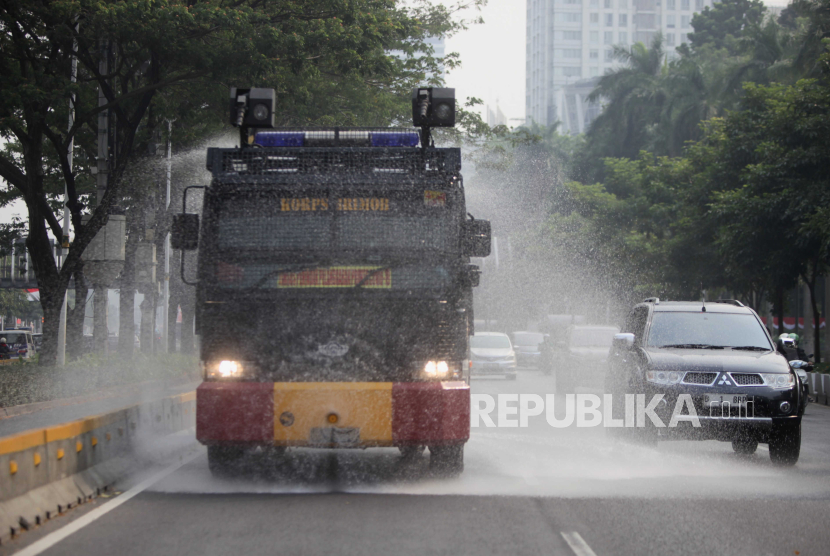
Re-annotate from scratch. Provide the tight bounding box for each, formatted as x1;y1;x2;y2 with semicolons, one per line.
788;0;830;78
658;56;720;156
586;35;667;160
719;17;798;101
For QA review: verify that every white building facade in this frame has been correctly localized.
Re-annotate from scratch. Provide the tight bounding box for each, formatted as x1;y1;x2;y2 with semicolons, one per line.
526;0;717;133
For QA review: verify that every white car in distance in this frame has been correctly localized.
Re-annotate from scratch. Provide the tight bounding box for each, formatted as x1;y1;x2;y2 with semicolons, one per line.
469;332;517;380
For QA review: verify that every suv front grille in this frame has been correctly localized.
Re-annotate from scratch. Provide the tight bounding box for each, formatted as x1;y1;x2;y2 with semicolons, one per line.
682;372;717;385
730;373;764;385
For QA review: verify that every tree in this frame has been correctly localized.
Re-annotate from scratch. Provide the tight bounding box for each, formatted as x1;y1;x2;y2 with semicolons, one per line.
0;0;476;365
787;0;830;77
730;80;830;361
586;36;667;163
658;55;720;155
688;0;767;55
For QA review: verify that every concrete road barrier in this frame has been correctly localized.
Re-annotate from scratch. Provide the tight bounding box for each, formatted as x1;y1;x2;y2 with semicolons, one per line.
0;391;195;544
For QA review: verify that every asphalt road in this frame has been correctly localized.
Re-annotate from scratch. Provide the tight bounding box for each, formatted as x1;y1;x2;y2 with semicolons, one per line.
4;370;830;556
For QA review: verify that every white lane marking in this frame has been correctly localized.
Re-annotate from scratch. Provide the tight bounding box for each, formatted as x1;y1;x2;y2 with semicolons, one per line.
15;452;202;556
561;531;599;556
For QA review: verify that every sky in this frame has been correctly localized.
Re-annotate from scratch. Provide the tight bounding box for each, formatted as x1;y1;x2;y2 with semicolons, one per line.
445;0;792;128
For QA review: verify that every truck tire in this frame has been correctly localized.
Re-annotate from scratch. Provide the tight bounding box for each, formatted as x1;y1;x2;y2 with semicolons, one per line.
429;444;464;475
769;422;801;466
208;445;245;477
399;445;425;460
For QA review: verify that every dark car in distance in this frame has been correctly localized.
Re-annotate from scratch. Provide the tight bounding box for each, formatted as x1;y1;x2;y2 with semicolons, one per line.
606;299;804;466
510;331;546;368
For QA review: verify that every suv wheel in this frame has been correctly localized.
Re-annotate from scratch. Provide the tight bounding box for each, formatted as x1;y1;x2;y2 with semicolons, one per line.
731;437;758;455
769;422;801;466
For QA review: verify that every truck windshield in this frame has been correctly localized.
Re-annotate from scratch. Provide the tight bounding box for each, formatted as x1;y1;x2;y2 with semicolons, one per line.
647;312;772;350
214;191;455;254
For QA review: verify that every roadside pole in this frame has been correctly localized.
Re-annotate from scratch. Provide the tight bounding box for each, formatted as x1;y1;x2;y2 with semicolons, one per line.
162;120;173;353
57;26;77;366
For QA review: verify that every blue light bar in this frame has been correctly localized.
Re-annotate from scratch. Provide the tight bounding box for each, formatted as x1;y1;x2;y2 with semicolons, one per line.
254;132;305;147
253;130;420;148
370;132;420;148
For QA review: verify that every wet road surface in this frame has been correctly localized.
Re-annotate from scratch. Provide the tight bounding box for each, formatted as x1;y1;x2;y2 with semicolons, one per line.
4;371;830;556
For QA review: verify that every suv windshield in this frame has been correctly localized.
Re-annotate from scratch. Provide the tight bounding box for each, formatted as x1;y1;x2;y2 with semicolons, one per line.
470;335;511;349
646;312;772;350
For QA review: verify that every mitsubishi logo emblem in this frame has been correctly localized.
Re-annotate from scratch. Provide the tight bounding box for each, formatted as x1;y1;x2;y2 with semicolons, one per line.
717;373;733;386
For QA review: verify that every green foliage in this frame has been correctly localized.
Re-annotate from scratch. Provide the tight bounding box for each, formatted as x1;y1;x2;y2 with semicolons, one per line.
584;36;668;166
0;0;486;365
576;0;811;180
0;289;42;324
688;0;767;54
542;0;829;309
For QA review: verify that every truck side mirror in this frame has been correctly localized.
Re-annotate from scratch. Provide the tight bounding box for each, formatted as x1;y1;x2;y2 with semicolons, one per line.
462;264;481;287
171;214;199;251
464;219;491;257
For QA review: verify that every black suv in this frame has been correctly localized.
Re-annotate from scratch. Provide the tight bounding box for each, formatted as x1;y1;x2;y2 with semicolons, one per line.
606;299;804;466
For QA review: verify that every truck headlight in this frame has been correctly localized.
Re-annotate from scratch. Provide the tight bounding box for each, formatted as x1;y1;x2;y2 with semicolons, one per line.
206;360;247;380
761;373;795;389
423;360;450;379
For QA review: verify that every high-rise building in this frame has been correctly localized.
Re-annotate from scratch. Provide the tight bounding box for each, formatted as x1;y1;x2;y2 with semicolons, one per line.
487;104;508;127
425;35;446;79
389;36;446;79
526;0;716;133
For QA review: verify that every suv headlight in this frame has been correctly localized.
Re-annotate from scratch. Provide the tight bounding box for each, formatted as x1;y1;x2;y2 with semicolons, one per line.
646;370;683;385
761;373;796;389
205;360;250;380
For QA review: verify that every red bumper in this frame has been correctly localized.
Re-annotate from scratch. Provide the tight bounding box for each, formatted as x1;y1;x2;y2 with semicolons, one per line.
196;381;470;447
